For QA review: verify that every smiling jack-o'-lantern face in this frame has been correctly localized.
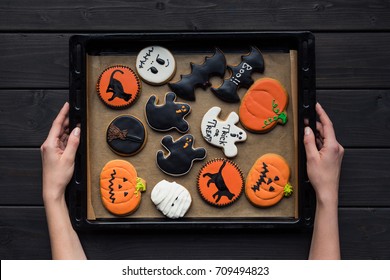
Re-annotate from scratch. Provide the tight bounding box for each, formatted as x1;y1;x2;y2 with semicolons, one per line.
100;160;146;216
245;153;293;207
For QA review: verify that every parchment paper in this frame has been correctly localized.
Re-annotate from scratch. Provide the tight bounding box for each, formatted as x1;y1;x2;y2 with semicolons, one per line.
86;49;298;220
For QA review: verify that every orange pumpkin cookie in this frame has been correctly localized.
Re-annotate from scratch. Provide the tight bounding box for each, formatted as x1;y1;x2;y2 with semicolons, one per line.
245;153;293;207
97;65;141;109
197;159;244;207
100;160;146;216
239;78;288;133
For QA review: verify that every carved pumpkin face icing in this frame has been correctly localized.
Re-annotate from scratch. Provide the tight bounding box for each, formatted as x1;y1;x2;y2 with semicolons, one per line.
100;160;146;216
239;78;288;133
245;153;293;207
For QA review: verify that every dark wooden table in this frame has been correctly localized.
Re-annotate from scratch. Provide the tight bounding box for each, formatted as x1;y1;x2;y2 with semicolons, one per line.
1;1;389;260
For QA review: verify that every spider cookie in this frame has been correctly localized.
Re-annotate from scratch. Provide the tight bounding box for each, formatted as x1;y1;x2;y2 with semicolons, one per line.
201;106;247;158
100;160;146;216
106;115;147;156
245;153;293;208
197;158;244;207
97;65;141;109
168;48;226;101
145;92;191;133
239;78;288;133
156;134;206;176
211;46;265;103
151;180;192;219
136;46;176;85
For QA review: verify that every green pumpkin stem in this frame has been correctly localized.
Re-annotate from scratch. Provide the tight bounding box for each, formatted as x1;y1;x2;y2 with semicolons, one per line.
283;182;293;197
134;177;146;197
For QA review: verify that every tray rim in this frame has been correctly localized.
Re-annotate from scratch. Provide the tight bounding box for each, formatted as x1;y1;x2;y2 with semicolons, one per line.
68;31;316;230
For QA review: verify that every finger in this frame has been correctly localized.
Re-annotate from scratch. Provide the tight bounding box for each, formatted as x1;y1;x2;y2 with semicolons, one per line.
47;102;70;142
63;127;80;163
303;126;319;160
316;121;325;139
316;103;336;140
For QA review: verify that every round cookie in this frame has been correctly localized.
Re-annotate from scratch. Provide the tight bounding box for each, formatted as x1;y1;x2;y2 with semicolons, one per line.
239;78;288;133
136;46;176;85
97;65;141;109
100;160;146;216
197;158;244;207
245;153;293;208
156;134;206;176
201;106;247;158
145;92;191;133
106;115;147;156
151;180;192;219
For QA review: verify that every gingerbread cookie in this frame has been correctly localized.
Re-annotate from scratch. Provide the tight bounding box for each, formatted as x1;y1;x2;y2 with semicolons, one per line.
97;65;141;109
245;153;293;207
197;159;244;207
156;134;206;176
100;160;146;216
201;106;247;158
239;78;288;133
211;46;264;103
106;115;147;156
168;48;226;101
145;92;191;133
151;180;192;219
136;46;176;85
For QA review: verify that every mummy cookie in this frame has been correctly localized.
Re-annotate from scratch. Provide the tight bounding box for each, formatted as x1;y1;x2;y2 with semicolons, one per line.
156;134;206;176
151;180;192;219
145;92;191;133
97;65;141;109
136;46;176;85
100;160;146;216
211;46;264;103
201;106;247;158
106;115;147;156
168;48;226;101
239;78;288;133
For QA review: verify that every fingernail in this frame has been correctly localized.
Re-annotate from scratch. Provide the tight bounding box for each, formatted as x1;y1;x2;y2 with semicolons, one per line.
305;127;311;135
73;127;80;136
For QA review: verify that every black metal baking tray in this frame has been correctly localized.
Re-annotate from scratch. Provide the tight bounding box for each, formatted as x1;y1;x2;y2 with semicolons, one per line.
68;32;316;230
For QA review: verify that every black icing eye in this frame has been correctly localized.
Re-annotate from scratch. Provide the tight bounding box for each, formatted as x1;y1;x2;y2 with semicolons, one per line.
123;178;128;182
148;66;158;74
274;176;280;181
156;54;165;65
118;184;123;189
269;186;275;192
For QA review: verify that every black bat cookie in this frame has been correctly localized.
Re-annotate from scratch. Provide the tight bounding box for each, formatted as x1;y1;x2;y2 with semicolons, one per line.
156;134;207;176
168;48;226;101
145;92;191;133
211;46;264;103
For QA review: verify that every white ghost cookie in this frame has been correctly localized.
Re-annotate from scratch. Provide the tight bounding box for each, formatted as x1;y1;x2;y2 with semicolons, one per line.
136;46;176;85
201;106;247;158
151;180;192;219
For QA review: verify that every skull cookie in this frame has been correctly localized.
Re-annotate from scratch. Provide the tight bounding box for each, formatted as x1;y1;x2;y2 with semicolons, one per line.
136;46;176;85
201;106;247;158
156;134;207;176
100;160;146;216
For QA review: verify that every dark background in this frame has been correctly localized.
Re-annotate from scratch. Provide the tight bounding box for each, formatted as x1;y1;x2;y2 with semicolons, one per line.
0;1;389;259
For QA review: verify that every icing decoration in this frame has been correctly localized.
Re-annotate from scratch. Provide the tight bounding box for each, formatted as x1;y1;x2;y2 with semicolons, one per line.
151;180;192;219
200;106;247;158
106;115;147;156
168;48;226;101
211;46;264;103
245;153;293;207
136;46;176;85
239;78;288;133
156;134;206;176
97;65;141;109
100;160;146;215
197;158;244;207
145;92;191;133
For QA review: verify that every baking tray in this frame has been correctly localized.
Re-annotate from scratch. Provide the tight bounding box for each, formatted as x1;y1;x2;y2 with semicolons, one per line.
68;32;316;230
